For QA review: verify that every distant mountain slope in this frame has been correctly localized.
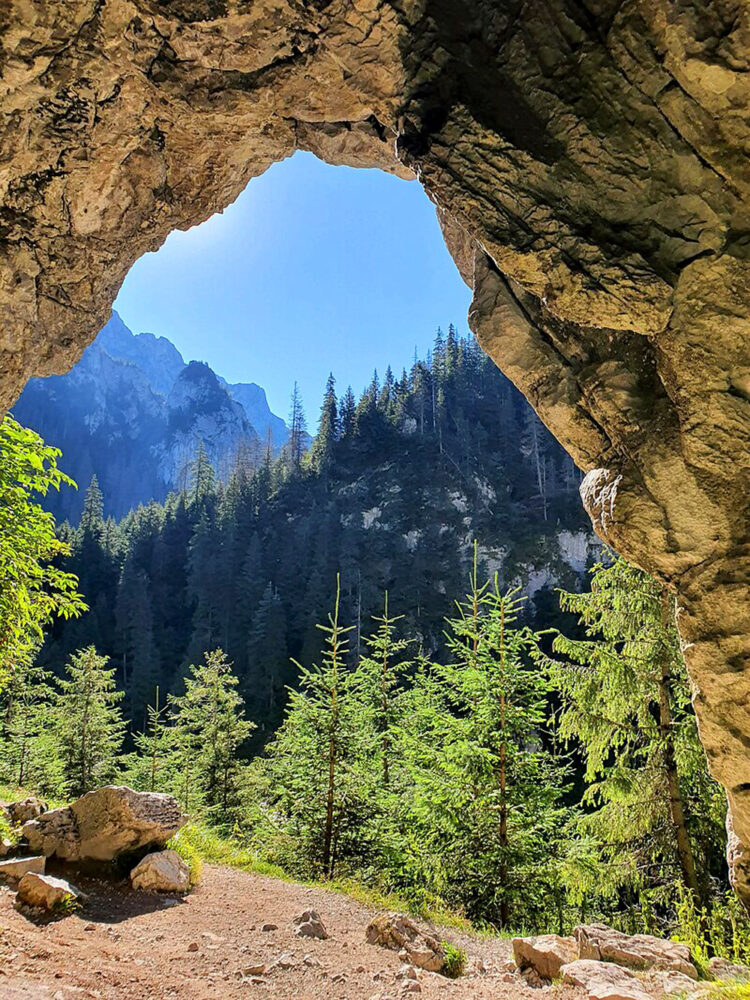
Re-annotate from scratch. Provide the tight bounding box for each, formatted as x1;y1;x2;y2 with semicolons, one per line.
12;312;287;520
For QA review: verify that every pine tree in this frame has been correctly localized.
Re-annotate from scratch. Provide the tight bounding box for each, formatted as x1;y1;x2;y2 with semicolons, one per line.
286;381;308;475
338;386;356;439
125;687;177;794
410;559;567;927
543;557;725;904
246;583;289;722
170;649;254;826
357;593;412;786
309;373;338;475
53;646;126;796
261;577;374;877
0;653;63;795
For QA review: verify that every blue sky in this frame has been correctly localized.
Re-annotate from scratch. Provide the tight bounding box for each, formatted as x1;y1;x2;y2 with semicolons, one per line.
113;151;472;421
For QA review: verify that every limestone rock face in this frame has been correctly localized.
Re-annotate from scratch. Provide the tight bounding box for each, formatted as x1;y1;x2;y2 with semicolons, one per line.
574;925;697;980
512;934;579;980
129;849;190;893
16;872;84;912
1;0;749;901
365;912;445;972
22;786;186;862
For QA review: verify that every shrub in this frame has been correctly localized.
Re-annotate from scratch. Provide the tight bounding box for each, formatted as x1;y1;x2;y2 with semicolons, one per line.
441;941;467;978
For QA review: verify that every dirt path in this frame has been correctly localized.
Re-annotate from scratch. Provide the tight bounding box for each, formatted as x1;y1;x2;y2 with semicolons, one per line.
0;863;581;1000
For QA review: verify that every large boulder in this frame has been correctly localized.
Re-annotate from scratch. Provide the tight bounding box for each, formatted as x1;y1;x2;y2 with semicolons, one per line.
16;873;85;912
6;797;47;826
513;934;579;979
561;960;652;1000
22;786;186;862
129;850;190;893
365;912;445;973
574;925;697;979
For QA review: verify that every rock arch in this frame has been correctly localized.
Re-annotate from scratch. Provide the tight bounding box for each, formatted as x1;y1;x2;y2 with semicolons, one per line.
2;0;748;896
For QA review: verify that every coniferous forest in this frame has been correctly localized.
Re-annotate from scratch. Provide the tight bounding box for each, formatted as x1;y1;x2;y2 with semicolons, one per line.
1;327;746;955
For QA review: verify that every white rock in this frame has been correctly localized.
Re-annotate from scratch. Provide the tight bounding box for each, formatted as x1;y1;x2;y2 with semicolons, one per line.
23;786;186;862
129;849;190;893
513;934;579;979
0;855;45;882
561;959;652;1000
294;908;328;939
574;925;697;979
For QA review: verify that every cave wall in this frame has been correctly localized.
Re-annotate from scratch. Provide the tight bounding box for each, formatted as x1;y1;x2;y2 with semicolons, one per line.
2;0;749;896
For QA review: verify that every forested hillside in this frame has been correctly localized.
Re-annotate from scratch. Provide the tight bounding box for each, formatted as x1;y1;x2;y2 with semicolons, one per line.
42;329;591;736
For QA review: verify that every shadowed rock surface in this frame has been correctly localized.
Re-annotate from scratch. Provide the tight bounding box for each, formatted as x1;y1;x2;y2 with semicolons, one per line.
0;0;748;898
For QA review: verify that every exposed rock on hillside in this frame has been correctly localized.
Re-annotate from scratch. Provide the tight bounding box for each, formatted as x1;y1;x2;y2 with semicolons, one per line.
12;312;285;519
0;0;748;899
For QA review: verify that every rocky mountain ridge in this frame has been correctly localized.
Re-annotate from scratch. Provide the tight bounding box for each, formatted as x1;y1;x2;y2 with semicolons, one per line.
12;312;288;520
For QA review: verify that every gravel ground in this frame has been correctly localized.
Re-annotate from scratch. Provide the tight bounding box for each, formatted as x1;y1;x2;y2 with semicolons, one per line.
0;863;585;1000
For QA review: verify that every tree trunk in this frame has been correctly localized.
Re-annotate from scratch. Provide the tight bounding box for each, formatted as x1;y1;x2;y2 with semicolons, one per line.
659;590;700;898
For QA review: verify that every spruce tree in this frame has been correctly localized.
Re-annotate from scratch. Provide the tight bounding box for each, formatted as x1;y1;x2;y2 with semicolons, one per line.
411;561;567;927
261;577;374;877
310;373;338;474
54;646;126;796
170;649;254;826
125;687;177;794
357;593;411;786
0;653;63;795
543;557;725;904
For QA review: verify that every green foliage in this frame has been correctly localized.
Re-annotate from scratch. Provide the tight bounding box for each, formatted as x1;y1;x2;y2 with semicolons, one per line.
53;646;126;796
41;332;585;740
0;416;85;691
169;649;254;826
399;558;569;928
0;657;64;795
541;557;726;908
258;577;376;878
440;942;467;978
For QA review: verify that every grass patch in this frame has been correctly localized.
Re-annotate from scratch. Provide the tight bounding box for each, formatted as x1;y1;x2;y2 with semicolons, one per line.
175;820;481;934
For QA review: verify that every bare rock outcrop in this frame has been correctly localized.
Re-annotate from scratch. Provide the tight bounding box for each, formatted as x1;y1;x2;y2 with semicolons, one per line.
513;934;579;980
1;0;749;903
22;786;185;862
130;849;190;893
365;913;445;973
708;957;750;982
574;925;697;980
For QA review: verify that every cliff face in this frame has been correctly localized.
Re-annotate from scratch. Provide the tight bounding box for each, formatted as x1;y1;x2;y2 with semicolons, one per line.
12;314;283;519
0;0;748;898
